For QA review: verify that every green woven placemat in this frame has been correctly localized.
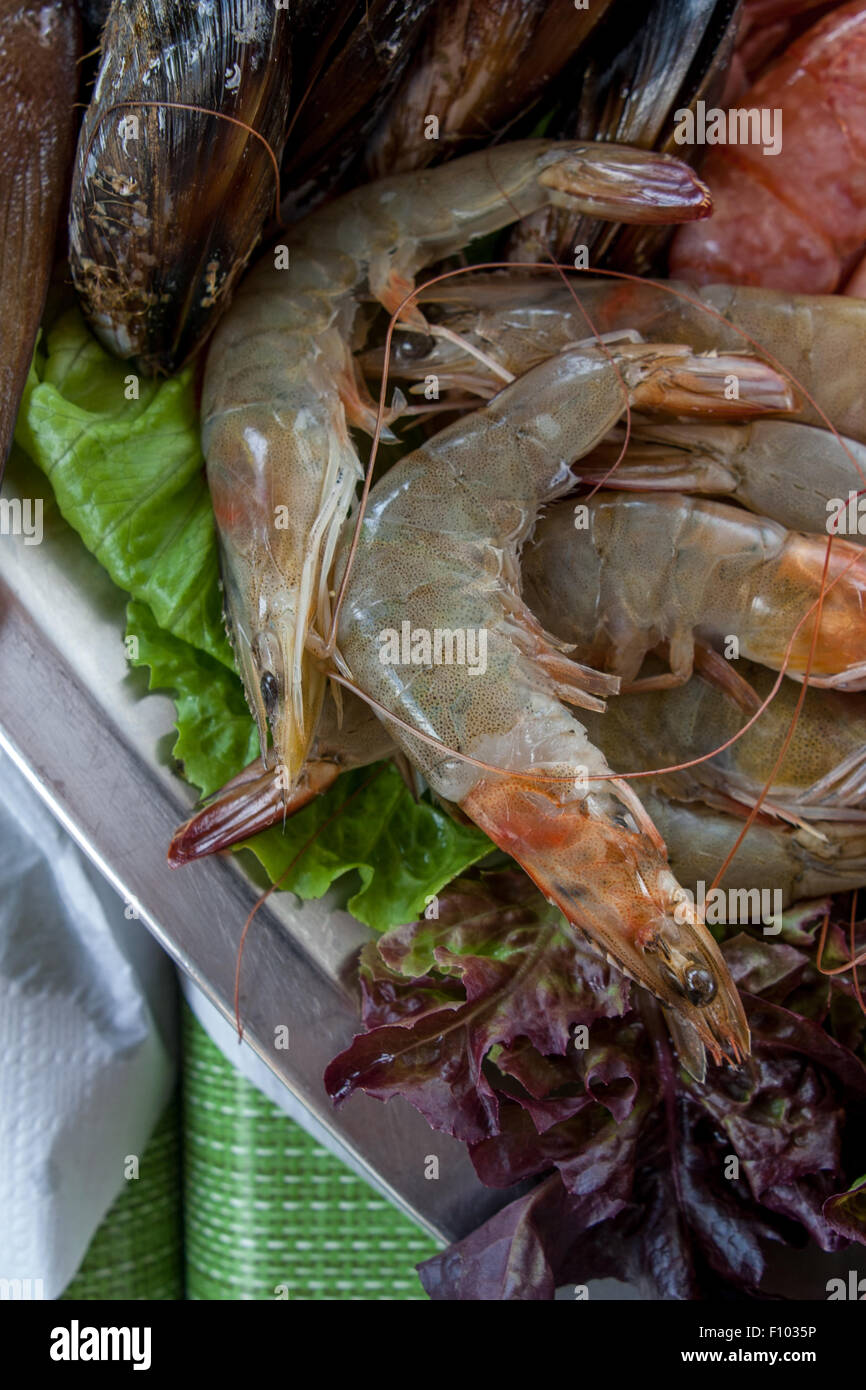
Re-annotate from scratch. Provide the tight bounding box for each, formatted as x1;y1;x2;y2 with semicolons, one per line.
61;1099;184;1300
182;1006;440;1299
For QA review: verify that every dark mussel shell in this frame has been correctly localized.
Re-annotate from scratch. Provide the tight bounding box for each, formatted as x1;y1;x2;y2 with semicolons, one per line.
279;0;435;220
69;0;291;375
510;0;740;273
0;1;80;480
365;0;613;177
79;0;111;35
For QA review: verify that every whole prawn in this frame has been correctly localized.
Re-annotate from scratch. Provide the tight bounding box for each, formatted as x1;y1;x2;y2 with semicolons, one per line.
670;0;866;292
376;272;866;443
574;660;866;824
329;338;755;1073
523;494;866;693
203;139;713;788
645;790;866;911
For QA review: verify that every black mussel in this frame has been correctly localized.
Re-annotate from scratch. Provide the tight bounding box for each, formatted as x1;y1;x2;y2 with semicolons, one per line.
279;0;434;221
365;0;613;178
510;0;740;274
69;0;291;375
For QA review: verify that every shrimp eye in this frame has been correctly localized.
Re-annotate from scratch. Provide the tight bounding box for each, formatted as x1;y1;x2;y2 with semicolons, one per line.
260;671;279;718
684;966;716;1007
396;331;434;361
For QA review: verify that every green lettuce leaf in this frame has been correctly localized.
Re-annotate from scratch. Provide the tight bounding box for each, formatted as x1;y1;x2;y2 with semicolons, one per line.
16;308;230;666
240;770;490;931
125;598;259;798
824;1173;866;1243
16;309;490;930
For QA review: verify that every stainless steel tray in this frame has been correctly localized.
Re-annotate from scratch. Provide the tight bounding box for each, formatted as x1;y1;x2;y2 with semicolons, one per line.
0;448;507;1246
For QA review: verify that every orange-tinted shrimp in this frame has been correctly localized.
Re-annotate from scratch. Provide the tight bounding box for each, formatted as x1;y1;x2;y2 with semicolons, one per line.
524;494;866;693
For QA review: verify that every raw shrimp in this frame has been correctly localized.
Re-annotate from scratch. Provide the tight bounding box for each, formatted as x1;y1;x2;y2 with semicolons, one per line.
379;273;866;443
168;692;394;866
670;0;866;292
523;494;866;692
575;419;866;544
645;790;866;909
574;660;866;823
203;139;713;788
332;339;758;1070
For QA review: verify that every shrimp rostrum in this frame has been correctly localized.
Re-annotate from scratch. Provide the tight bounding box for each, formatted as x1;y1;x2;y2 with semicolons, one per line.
331;338;764;1075
202;139;713;789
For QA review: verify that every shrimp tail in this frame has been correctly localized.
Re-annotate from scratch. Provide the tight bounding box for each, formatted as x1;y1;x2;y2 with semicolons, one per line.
617;344;796;417
168;689;398;863
537;145;712;223
168;758;338;866
462;775;751;1070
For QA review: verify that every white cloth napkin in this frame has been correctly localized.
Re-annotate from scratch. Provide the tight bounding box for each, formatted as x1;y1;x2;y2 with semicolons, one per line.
0;750;177;1300
0;746;378;1301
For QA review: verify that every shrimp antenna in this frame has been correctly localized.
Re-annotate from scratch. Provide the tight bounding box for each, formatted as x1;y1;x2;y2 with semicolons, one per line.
816;890;866;1017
